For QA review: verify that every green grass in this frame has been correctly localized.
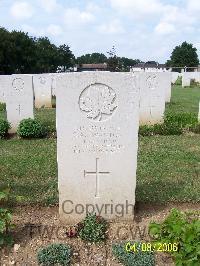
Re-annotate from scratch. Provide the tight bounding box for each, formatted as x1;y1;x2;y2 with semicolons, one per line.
0;85;200;205
137;135;200;203
0;139;58;205
35;108;56;134
166;85;200;115
0;135;199;205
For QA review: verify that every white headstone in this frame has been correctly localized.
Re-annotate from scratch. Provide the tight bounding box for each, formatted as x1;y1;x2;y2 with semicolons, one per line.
139;73;166;125
163;72;172;102
171;72;180;84
6;75;34;133
33;74;52;108
51;74;56;97
182;72;191;87
56;72;139;223
0;75;7;103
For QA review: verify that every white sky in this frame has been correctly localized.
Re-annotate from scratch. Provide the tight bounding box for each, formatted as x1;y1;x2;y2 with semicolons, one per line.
0;0;199;62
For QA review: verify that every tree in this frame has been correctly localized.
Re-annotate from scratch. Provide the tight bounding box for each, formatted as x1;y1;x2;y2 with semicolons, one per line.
34;37;59;73
76;53;107;65
107;46;121;72
10;30;36;74
119;57;141;72
167;42;199;68
0;27;15;74
57;44;75;71
0;27;75;74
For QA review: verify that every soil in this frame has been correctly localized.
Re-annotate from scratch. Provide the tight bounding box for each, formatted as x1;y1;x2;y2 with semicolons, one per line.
0;202;199;266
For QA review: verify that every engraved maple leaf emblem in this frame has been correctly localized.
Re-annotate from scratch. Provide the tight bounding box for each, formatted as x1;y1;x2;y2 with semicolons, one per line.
79;84;117;121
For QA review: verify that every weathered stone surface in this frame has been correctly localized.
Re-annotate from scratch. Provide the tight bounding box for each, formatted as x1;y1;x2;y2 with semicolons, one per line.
0;75;8;103
33;74;52;108
139;72;166;125
6;75;34;133
56;72;139;223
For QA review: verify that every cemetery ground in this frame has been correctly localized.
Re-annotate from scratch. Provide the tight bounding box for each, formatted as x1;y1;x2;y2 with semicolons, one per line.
0;85;200;265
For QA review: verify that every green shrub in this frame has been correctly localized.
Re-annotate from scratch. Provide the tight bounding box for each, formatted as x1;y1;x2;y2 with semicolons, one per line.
154;123;183;135
139;113;198;137
174;76;182;86
17;118;48;138
190;79;200;87
139;125;154;136
0;187;15;247
139;123;182;136
0;119;10;138
164;112;198;128
78;214;108;243
37;243;71;266
112;242;155;266
0;102;6;111
149;208;200;266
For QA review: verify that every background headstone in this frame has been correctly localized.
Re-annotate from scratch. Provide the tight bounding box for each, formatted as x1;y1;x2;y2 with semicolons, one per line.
171;72;181;84
139;72;166;125
163;72;172;103
50;74;57;97
33;74;52;108
182;72;192;87
6;75;34;133
56;72;139;223
0;75;8;103
182;72;200;87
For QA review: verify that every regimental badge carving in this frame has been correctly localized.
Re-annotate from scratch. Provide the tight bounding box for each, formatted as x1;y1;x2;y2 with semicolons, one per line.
146;75;158;90
39;76;46;85
79;83;117;122
12;78;24;92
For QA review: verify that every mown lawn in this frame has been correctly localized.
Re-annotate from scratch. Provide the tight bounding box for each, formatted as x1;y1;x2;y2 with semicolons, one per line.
0;85;200;205
165;85;200;115
0;135;200;205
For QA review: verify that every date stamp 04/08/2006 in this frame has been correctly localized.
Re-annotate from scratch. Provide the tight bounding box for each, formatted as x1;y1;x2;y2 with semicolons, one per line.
125;242;179;253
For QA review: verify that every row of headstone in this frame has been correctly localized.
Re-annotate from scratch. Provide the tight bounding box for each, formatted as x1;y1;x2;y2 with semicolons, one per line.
182;72;200;87
0;72;171;133
0;71;172;222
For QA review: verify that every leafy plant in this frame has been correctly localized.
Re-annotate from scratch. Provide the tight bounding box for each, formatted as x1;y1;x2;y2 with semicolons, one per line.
0;188;15;247
0;119;10;138
149;208;200;266
112;242;155;266
174;76;182;86
165;112;198;128
78;214;108;243
190;79;200;87
139;125;154;136
37;243;71;266
17;118;48;138
139;112;198;136
0;102;6;111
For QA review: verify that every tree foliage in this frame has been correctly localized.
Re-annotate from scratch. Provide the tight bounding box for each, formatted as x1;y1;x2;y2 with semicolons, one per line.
76;53;107;65
167;41;199;68
0;27;74;74
0;27;141;74
76;48;140;72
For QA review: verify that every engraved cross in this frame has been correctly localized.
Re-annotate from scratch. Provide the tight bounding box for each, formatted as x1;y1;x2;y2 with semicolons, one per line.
84;158;110;198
